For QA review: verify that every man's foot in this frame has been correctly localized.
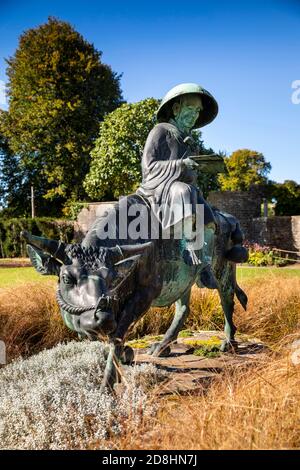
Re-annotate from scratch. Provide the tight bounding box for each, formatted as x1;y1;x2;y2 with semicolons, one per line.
199;264;218;289
183;247;202;266
225;245;249;263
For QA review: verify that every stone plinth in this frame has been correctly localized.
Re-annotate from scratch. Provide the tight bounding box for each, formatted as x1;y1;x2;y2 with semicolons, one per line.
132;331;267;395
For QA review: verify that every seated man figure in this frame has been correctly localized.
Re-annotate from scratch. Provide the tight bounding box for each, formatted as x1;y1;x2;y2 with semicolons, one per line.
136;83;219;285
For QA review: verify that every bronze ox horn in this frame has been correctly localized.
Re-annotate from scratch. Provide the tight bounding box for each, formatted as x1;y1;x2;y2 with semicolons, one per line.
21;230;69;264
109;241;153;263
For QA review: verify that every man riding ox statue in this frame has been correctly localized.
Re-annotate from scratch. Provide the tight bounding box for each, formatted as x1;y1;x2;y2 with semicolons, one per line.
22;83;248;391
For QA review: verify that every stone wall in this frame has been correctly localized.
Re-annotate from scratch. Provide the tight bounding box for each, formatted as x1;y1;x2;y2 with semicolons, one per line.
74;202;115;241
251;216;300;254
75;197;300;257
207;189;262;240
207;189;300;256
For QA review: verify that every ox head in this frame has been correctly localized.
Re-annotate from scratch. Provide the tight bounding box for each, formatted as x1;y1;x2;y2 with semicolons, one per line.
21;231;152;339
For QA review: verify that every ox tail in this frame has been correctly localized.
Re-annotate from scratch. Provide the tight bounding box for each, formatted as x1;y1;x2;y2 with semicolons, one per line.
232;262;247;311
235;283;248;311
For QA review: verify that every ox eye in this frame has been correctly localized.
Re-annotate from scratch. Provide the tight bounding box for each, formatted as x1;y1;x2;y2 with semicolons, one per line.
62;273;75;285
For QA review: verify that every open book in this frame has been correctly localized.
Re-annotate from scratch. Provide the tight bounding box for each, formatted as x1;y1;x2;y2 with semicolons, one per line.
189;154;226;174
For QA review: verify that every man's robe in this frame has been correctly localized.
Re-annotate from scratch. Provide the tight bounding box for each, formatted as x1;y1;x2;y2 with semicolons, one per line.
136;122;201;230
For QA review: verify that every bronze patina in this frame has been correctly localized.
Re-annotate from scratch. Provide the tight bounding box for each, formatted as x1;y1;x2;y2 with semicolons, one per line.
22;83;248;392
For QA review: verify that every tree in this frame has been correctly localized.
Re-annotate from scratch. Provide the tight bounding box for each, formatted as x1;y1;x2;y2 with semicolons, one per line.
0;124;65;217
0;131;31;217
268;180;300;216
1;17;123;214
84;99;159;200
218;149;271;191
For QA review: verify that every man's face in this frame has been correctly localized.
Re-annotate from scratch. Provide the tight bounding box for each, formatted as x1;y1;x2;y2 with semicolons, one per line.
173;95;203;132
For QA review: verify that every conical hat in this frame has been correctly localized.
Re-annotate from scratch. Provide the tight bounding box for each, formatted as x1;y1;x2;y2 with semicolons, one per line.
157;83;218;128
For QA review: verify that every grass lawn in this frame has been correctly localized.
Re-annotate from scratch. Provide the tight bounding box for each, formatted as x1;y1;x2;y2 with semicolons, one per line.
0;258;30;266
0;265;299;289
0;267;56;288
237;265;300;282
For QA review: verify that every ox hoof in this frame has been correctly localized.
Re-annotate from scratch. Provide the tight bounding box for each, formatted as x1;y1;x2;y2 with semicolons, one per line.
220;339;239;353
121;346;134;365
148;342;171;357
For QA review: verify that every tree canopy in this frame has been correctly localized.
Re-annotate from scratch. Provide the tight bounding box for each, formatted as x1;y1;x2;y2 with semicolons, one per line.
268;180;300;216
218;149;271;191
0;131;31;217
0;17;123;215
0;130;63;217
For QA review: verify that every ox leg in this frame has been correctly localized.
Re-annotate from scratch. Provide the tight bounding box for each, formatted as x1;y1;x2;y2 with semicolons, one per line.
115;286;158;340
100;340;123;393
100;286;157;392
100;340;135;393
149;288;191;357
219;274;238;352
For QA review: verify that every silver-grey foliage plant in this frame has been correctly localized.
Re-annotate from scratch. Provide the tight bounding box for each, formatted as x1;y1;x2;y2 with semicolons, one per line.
0;340;164;449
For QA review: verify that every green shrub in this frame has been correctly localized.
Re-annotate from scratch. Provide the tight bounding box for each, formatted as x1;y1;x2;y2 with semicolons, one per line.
183;336;222;357
245;242;291;267
62;201;89;220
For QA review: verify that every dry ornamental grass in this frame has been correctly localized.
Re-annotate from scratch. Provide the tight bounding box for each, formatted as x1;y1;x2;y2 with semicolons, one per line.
1;275;299;358
0;272;300;449
119;353;300;450
0;282;76;361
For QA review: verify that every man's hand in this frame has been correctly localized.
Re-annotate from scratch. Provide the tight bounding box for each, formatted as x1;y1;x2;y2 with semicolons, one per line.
182;157;199;169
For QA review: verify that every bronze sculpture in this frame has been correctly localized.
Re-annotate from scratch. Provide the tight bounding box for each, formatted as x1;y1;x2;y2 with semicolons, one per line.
22;83;249;391
137;83;219;283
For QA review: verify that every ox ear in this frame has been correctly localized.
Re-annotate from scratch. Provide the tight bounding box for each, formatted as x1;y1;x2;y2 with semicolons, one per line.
27;245;62;276
113;254;141;275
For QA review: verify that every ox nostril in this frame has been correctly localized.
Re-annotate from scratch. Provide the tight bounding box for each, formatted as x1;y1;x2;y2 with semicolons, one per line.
95;295;109;313
94;310;117;333
94;309;111;322
94;309;101;320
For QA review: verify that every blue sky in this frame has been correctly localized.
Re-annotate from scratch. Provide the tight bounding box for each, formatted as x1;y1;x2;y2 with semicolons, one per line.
0;0;299;183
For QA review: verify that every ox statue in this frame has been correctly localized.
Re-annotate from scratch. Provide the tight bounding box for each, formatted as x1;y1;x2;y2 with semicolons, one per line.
21;193;248;391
